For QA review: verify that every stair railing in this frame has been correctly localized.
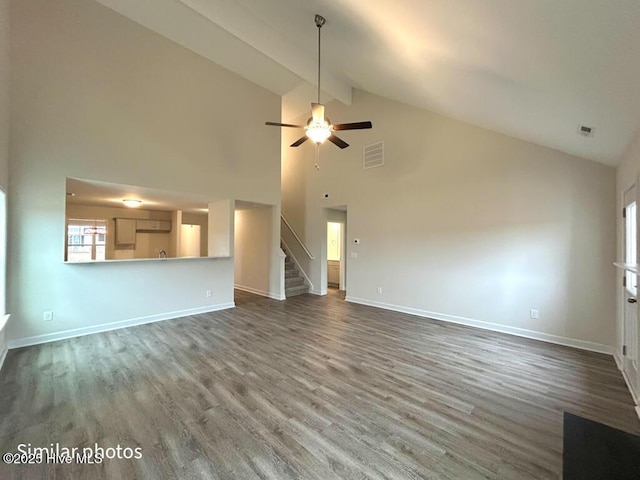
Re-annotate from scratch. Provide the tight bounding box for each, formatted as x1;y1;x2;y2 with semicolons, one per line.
281;238;315;293
281;214;314;259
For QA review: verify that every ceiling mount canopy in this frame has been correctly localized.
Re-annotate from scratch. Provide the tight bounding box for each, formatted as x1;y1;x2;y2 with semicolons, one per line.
265;14;373;151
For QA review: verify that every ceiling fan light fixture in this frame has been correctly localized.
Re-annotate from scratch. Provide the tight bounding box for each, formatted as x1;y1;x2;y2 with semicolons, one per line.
123;199;142;208
306;124;332;144
263;14;372;152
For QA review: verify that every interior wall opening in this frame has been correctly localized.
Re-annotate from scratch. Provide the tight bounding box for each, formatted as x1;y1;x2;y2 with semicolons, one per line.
325;206;347;295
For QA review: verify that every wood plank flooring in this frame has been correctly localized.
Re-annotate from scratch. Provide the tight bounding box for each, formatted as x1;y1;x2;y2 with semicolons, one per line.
1;289;638;479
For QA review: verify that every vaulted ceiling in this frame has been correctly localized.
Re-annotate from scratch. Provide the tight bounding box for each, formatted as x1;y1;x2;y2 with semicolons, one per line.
95;0;640;166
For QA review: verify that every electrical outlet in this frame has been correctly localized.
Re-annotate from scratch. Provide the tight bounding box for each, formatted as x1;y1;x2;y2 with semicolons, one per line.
206;290;212;298
43;311;53;322
530;309;539;319
350;252;358;258
377;287;383;294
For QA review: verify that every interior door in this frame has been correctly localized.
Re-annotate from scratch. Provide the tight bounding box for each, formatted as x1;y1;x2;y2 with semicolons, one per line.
623;185;638;393
624;291;638;391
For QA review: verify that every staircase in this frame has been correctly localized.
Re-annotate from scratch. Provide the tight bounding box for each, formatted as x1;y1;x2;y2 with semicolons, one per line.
283;246;309;297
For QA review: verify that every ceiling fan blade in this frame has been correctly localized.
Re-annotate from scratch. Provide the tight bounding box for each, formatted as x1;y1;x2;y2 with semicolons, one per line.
327;134;349;149
332;121;373;131
291;136;309;147
311;103;325;124
265;122;304;128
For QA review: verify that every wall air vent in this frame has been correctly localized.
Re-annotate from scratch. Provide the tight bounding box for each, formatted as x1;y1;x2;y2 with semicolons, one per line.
363;142;384;169
577;124;595;138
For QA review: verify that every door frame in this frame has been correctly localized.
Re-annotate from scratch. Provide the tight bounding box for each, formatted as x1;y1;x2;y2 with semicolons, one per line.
324;207;348;294
621;182;639;402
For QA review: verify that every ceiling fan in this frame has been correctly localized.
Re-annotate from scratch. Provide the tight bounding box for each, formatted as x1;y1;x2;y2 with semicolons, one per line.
265;14;373;150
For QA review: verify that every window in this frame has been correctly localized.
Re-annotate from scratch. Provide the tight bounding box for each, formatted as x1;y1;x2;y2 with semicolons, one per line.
66;219;107;262
625;201;637;295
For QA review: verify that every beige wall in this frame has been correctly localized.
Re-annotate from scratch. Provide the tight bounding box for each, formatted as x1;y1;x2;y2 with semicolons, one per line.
0;0;8;357
282;90;616;350
0;0;7;190
234;206;278;298
8;0;281;343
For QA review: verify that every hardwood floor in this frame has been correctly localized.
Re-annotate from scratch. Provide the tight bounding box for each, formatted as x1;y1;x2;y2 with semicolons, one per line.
0;290;638;479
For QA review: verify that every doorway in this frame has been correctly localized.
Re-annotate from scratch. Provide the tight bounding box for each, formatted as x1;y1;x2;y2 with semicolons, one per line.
180;224;201;257
233;202;277;301
327;222;342;289
623;184;638;395
325;207;347;293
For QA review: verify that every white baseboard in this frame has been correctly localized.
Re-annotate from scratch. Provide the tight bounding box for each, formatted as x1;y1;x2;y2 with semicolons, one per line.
612;352;639;408
0;345;7;373
7;303;235;350
0;314;9;372
0;313;9;333
595;351;640;420
234;284;285;301
310;288;326;296
614;352;623;370
621;369;639;405
345;296;613;355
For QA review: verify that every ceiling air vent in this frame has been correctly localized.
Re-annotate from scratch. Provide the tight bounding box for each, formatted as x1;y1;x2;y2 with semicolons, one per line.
577;124;595;138
363;142;384;169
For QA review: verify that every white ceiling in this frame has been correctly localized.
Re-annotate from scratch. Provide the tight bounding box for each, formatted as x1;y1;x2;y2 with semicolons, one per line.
95;0;640;166
66;177;211;213
66;178;270;212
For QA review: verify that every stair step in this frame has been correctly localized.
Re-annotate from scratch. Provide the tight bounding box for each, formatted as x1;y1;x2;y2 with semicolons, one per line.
285;284;309;297
281;244;308;297
285;276;304;288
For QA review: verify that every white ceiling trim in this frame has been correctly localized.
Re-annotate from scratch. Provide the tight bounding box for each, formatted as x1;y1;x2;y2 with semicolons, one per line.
178;0;352;105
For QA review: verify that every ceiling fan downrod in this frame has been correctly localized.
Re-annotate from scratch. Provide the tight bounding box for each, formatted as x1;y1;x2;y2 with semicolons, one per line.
315;14;325;105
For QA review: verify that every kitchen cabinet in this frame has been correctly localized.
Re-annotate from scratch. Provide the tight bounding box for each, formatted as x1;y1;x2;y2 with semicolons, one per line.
328;260;340;286
115;218;136;245
136;219;171;232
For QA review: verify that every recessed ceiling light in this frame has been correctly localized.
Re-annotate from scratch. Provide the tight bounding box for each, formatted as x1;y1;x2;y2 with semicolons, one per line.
123;199;142;208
